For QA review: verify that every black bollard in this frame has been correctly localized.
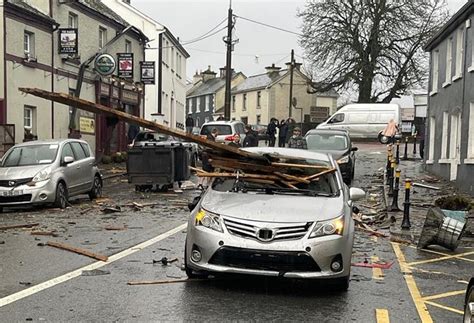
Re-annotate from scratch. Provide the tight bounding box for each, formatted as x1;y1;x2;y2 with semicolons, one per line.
413;135;417;155
388;169;402;212
396;140;400;164
388;160;395;197
386;152;393;185
401;179;412;229
403;136;408;160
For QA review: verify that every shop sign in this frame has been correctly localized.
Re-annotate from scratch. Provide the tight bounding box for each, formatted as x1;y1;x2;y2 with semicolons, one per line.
79;117;95;134
94;54;116;76
100;83;110;96
117;53;133;78
122;90;139;104
112;86;120;99
140;61;155;84
58;28;78;54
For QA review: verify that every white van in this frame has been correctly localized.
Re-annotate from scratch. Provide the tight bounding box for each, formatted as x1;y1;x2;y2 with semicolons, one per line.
316;103;400;139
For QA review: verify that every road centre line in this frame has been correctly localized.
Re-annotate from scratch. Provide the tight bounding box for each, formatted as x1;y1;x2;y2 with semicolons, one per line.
371;256;384;280
423;301;464;315
0;223;187;308
375;309;390;323
391;242;433;323
422;290;466;301
407;251;474;266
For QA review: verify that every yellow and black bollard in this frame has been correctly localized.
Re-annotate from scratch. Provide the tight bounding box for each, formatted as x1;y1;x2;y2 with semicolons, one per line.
386;145;393;185
396;140;400;164
388;169;402;212
401;179;412;229
388;159;395;197
413;135;417;155
403;136;408;160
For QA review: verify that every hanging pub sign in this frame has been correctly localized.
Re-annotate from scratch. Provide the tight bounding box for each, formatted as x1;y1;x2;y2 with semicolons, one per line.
140;61;155;84
94;54;116;76
117;53;133;78
58;28;78;54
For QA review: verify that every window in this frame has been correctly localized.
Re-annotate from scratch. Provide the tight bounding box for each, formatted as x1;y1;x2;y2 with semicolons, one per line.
329;113;344;123
61;143;75;161
468;103;474;159
257;91;261;108
205;95;210;112
441;112;448;159
24;106;33;129
125;40;132;53
454;28;464;79
80;143;91;157
164;40;169;65
24;31;34;56
449;114;460;159
428;116;435;161
99;27;107;49
241;116;248;125
232;95;236;112
176;52;179;74
431;50;439;94
243;94;247;111
256;115;261;125
187;99;192;114
71;142;87;160
68;12;77;28
171;47;175;70
196;97;201;113
444;38;453;86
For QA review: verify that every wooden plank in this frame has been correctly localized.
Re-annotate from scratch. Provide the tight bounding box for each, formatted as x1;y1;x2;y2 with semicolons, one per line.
303;168;337;181
0;223;39;230
271;162;330;170
274;172;310;184
31;231;58;237
46;241;108;262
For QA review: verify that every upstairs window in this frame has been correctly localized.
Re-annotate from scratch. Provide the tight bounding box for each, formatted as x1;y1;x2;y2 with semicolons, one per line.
232;95;236;112
454;28;464;79
444;38;452;85
243;94;247;111
125;40;132;53
24;31;34;56
68;12;78;28
431;50;439;94
99;27;107;49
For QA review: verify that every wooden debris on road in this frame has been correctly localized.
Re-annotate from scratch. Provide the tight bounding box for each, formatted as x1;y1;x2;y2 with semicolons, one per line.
46;241;108;262
127;278;204;285
352;260;394;269
31;231;59;237
0;223;39;230
101;206;122;214
104;225;127;231
413;182;440;190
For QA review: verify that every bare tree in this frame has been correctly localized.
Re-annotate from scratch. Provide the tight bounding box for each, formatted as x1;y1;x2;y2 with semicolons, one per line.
299;0;449;103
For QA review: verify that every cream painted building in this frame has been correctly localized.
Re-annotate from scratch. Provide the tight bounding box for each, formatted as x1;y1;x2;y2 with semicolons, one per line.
231;64;338;127
102;0;189;130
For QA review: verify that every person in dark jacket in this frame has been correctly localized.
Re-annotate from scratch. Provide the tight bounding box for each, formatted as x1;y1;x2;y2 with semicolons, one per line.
243;125;258;147
228;134;241;148
278;119;288;147
267;118;277;147
288;127;307;149
185;114;194;134
416;123;425;159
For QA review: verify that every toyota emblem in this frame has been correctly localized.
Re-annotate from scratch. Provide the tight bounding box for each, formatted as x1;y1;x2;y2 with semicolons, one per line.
257;228;275;242
8;181;15;187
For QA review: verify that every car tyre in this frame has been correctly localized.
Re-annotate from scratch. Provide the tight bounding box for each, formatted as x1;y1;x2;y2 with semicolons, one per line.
88;175;102;200
332;275;350;292
465;284;474;323
54;182;68;209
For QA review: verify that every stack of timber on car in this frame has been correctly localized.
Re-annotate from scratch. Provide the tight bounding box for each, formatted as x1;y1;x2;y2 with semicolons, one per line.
19;88;335;187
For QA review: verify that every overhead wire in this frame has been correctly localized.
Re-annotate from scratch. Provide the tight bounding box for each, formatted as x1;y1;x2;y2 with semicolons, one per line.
180;17;228;43
233;15;302;36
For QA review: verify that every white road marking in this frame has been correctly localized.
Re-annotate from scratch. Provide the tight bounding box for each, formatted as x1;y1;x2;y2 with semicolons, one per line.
0;223;187;308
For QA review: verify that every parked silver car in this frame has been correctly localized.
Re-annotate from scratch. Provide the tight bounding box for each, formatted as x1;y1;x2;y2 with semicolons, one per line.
0;139;102;212
185;147;365;290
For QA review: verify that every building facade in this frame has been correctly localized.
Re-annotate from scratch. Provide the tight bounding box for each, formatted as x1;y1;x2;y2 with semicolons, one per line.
231;64;338;126
424;0;474;193
102;0;189;130
0;0;147;157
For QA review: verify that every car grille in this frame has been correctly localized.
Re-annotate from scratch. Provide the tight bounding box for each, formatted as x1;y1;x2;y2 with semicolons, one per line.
0;178;33;188
223;218;312;242
0;194;32;203
209;246;320;272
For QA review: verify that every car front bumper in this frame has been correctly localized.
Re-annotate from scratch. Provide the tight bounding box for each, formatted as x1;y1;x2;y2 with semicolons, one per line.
185;219;354;279
0;179;57;207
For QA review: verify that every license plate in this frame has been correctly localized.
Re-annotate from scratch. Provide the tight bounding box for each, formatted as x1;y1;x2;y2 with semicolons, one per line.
0;189;23;196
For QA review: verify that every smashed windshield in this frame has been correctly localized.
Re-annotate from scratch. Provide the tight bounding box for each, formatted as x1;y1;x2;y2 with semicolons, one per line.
212;158;339;196
134;132;178;143
1;144;59;167
306;134;348;151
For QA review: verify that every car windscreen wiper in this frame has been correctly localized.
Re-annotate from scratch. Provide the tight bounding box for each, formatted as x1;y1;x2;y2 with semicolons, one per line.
267;188;336;197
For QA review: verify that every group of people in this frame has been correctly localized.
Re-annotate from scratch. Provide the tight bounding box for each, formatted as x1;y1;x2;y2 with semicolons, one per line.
266;118;307;149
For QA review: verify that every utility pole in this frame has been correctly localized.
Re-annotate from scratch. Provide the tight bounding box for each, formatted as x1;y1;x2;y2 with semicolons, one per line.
288;49;294;118
223;1;233;121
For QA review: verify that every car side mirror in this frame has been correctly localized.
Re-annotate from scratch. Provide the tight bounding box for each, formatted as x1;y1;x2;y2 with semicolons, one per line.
349;187;365;201
63;156;74;165
351;147;358;152
188;195;202;212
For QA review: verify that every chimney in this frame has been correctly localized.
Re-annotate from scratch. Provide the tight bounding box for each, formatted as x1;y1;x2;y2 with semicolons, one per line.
202;65;217;82
219;66;235;79
265;63;281;74
193;70;202;85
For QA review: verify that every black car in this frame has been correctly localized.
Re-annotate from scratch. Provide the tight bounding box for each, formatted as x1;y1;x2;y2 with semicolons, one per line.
305;129;358;185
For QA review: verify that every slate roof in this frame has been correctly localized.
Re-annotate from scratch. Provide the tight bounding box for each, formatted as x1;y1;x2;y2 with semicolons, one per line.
232;70;287;93
79;0;130;27
7;0;57;24
187;78;226;98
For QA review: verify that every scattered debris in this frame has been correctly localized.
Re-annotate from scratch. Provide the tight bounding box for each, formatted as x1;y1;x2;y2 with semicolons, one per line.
154;257;178;265
37;243;46;247
0;241;5;244
67;222;76;225
127;278;204;285
104;225;127;231
352;261;394;269
101;206;122;214
413;183;440;190
46;241;108;262
81;269;111;276
19;281;32;286
30;231;59;237
0;223;39;230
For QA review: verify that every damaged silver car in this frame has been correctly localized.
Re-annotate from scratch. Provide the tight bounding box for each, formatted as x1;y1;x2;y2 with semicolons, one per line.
185;147;365;290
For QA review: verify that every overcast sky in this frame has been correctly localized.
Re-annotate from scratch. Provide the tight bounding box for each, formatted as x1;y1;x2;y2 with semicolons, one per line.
133;0;468;81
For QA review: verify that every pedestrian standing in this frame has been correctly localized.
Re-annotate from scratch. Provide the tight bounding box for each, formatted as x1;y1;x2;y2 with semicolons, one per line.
278;119;288;147
243;125;258;147
381;119;399;144
286;118;296;143
267;118;277;147
228;134;241;148
416;123;425;159
185;114;194;134
288;127;307;149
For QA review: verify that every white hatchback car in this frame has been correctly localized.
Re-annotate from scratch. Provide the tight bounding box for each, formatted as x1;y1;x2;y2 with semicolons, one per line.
185;147;365;290
0;139;102;212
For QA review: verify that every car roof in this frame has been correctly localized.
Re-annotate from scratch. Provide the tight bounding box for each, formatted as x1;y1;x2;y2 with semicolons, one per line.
306;129;349;136
202;120;243;126
12;139;89;148
242;147;332;162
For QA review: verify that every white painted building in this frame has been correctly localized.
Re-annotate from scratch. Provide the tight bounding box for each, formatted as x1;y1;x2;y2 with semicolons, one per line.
102;0;189;130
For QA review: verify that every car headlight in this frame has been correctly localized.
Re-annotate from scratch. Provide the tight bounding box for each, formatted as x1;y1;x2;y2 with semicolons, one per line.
194;208;223;232
338;155;350;164
32;168;52;183
309;215;344;238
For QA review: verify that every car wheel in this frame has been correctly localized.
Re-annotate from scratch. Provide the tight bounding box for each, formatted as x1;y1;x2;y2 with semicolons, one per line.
88;175;102;200
184;242;208;279
54;182;68;209
465;285;474;323
331;275;350;292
